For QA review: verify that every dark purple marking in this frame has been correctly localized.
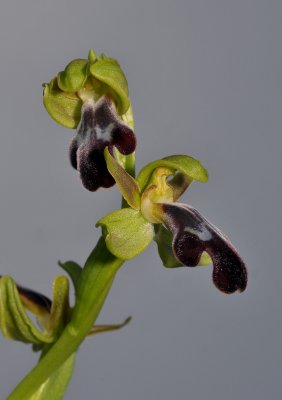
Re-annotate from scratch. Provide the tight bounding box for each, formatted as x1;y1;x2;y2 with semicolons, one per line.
161;203;248;294
69;96;136;191
17;286;52;312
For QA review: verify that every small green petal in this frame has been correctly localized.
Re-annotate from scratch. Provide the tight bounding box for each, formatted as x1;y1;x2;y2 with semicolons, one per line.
58;260;82;295
43;78;82;128
57;59;89;92
90;55;130;115
0;276;53;344
137;155;209;191
48;276;70;337
104;148;140;210
97;209;154;260
88;49;98;63
155;225;212;268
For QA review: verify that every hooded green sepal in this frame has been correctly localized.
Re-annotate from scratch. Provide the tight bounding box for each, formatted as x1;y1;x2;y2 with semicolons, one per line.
48;276;71;338
154;225;212;268
97;209;154;260
43;78;82;128
137;155;209;192
57;59;89;92
104;147;140;210
90;55;130;115
58;261;82;296
0;276;53;344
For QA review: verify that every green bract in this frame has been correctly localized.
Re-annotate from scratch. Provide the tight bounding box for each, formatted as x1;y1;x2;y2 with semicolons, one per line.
43;49;131;129
58;261;82;296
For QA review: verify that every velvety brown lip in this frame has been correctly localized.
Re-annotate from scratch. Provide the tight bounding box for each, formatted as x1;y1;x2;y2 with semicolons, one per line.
69;96;136;191
161;203;248;294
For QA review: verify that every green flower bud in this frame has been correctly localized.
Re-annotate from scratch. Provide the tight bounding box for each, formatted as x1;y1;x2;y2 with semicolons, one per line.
43;50;131;128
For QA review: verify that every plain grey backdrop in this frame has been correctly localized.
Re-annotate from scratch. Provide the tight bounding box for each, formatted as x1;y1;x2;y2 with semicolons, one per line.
0;0;281;399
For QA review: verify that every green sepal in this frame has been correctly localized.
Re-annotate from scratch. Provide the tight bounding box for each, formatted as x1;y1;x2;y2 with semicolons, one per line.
58;260;82;295
97;209;154;260
0;276;53;344
90;55;130;115
48;276;71;338
104;147;140;210
137;155;209;191
43;77;82;128
154;225;212;268
57;59;89;92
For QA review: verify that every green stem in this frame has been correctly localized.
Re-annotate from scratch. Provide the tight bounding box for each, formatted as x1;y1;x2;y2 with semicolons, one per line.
8;238;124;400
29;354;76;400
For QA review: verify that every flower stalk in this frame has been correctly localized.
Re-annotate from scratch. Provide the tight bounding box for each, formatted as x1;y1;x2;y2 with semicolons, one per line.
8;238;124;400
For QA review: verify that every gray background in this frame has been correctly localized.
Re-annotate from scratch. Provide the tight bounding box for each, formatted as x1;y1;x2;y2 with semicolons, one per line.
0;0;281;399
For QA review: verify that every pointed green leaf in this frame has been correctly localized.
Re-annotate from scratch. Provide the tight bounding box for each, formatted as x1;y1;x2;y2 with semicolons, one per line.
90;56;130;115
0;276;53;344
104;147;140;210
97;209;153;260
88;316;131;336
58;261;82;295
48;276;70;337
155;225;212;268
57;59;89;92
137;155;209;191
43;78;82;128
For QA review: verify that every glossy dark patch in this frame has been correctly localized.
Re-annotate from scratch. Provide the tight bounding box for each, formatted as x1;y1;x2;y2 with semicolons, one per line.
69;96;136;191
162;203;248;294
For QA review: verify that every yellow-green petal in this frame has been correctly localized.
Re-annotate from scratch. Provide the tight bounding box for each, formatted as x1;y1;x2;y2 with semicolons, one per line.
104;147;140;210
137;155;209;191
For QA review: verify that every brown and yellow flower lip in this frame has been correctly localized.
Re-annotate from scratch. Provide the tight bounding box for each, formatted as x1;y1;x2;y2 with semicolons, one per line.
159;203;248;294
69;96;136;191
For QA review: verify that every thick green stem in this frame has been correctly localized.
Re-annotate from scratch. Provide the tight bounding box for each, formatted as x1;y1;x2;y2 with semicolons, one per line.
8;238;123;400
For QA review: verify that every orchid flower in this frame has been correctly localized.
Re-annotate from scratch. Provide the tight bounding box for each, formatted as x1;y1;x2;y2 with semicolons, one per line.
43;49;136;191
98;149;247;294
